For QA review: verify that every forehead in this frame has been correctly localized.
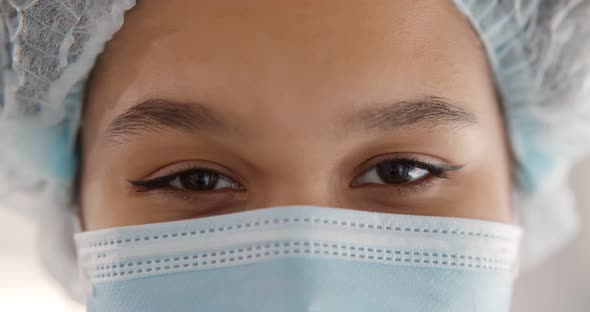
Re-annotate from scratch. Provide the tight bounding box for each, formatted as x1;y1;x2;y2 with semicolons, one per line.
86;0;493;137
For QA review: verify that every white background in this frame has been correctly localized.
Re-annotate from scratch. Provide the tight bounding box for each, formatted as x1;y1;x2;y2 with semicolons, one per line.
1;157;589;311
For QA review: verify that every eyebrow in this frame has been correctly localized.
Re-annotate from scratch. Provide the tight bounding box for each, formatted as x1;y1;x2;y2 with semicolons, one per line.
350;96;477;133
106;99;222;143
106;95;476;143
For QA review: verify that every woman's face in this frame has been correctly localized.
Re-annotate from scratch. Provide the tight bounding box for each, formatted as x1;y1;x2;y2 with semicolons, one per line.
80;0;512;230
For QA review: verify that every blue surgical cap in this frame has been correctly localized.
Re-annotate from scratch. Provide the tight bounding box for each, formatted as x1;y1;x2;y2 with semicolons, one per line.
0;0;589;299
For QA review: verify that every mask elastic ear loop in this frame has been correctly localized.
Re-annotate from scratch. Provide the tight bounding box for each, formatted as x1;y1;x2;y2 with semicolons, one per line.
72;211;94;301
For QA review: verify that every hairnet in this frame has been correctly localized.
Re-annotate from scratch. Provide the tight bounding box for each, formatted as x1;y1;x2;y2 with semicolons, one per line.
0;0;589;300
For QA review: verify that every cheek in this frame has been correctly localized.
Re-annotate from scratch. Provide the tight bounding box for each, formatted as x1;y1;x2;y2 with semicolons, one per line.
450;135;513;223
80;177;163;231
79;144;137;231
451;174;512;223
79;174;109;231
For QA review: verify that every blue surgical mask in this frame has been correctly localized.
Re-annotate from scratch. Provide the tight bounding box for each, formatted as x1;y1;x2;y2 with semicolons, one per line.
75;205;522;312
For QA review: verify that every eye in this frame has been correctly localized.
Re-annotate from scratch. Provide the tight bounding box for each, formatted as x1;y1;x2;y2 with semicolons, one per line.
169;169;239;191
351;158;451;187
129;168;244;192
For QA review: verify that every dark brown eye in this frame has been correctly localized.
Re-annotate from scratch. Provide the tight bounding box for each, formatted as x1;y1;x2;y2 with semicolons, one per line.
376;161;427;184
352;159;431;186
172;170;220;191
129;167;245;193
168;169;242;191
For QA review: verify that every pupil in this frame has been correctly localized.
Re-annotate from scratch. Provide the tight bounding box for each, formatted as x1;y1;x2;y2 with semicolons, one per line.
376;161;412;184
181;170;219;191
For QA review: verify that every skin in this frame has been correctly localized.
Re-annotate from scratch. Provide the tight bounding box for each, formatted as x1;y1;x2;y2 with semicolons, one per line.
80;0;513;231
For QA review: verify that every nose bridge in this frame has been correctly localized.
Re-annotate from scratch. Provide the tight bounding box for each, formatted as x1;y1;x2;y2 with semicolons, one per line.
252;163;344;209
240;127;343;208
256;185;342;209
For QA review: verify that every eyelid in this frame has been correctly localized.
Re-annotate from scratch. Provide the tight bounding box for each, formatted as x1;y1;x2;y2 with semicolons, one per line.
128;168;243;193
133;160;245;185
353;164;431;186
351;152;463;179
127;160;247;194
349;155;464;196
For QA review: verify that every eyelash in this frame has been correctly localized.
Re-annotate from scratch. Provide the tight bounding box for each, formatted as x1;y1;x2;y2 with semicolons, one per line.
128;157;459;196
351;157;460;199
353;156;454;185
128;168;243;193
